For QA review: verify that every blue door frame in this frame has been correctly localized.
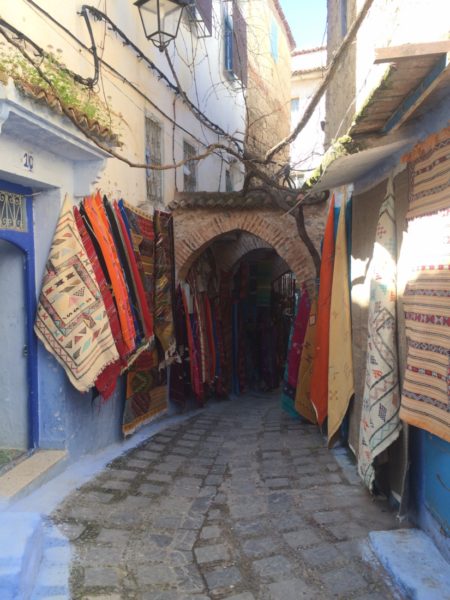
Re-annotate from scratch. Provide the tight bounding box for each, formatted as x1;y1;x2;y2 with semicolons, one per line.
0;180;38;449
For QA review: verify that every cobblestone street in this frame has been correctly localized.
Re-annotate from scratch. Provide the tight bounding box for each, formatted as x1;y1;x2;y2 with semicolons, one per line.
53;392;402;599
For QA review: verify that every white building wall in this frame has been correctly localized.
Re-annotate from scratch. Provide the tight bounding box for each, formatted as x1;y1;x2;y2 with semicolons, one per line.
354;0;450;117
0;0;246;207
290;49;326;183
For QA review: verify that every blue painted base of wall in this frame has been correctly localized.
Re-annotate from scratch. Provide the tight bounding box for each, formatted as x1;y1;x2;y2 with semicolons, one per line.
369;529;450;599
410;427;450;562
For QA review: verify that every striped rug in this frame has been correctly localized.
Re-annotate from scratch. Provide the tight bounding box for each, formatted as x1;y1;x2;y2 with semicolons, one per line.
400;132;450;443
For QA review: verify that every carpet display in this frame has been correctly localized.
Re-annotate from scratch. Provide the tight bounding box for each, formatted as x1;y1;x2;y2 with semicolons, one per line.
311;195;335;425
358;177;402;489
123;348;167;436
328;192;354;446
35;197;119;393
400;133;450;443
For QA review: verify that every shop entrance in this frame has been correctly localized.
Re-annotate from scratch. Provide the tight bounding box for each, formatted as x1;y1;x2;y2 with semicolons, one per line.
170;230;305;407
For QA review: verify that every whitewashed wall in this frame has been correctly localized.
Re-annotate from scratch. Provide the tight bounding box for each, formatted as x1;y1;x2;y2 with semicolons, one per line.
1;0;246;206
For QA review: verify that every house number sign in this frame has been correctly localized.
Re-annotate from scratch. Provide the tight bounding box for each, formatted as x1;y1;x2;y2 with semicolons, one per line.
23;152;34;172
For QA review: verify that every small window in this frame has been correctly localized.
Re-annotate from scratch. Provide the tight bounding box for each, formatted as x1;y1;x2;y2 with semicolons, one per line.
145;117;163;205
224;1;248;86
225;169;233;192
183;141;197;192
291;98;299;119
270;20;278;62
224;14;233;72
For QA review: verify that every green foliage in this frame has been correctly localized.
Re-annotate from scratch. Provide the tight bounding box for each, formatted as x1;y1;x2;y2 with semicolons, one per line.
0;46;117;137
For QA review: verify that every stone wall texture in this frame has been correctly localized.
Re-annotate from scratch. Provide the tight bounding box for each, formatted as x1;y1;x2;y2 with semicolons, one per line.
173;202;327;281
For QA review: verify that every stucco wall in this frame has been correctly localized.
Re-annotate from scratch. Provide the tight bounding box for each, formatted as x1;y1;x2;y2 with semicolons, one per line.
2;1;246;206
325;0;450;147
245;0;292;168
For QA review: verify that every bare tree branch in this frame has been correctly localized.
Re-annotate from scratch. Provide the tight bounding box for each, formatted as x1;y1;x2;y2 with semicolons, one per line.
265;0;375;162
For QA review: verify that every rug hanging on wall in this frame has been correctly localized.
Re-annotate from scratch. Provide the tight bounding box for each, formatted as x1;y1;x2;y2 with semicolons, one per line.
358;177;402;489
295;297;318;424
310;195;336;425
123;348;167;436
153;210;176;361
35;197;119;393
328;190;354;447
400;132;450;443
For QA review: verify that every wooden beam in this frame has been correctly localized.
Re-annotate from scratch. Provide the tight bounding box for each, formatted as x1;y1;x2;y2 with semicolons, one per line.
382;53;450;133
375;41;450;63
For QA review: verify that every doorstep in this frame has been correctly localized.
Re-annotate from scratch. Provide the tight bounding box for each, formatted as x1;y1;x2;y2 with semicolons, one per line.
369;529;450;600
0;450;67;506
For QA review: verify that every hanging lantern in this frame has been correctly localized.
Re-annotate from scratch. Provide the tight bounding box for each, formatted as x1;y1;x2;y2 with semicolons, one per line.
134;0;193;52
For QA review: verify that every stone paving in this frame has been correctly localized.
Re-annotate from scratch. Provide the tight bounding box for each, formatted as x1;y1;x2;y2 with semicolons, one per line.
52;392;403;599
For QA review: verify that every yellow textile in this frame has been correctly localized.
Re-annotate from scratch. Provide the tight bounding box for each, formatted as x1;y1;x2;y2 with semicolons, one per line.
295;298;318;424
328;193;354;446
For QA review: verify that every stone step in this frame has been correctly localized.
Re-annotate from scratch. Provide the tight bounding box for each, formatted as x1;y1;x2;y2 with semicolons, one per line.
0;450;67;507
369;529;450;600
0;512;44;599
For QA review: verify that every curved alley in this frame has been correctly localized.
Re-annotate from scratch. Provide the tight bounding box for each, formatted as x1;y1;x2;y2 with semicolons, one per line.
50;392;400;599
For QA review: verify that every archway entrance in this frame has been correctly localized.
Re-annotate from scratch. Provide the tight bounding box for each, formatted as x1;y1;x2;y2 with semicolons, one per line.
169;227;314;408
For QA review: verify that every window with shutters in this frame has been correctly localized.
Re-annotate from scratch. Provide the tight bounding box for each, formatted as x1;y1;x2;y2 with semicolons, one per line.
183;141;197;192
188;0;213;37
145;116;163;205
225;169;233;192
224;0;247;86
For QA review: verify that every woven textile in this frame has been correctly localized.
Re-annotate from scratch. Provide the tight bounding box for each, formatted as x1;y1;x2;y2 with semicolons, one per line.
120;200;155;337
328;192;354;446
84;193;136;354
311;196;336;425
113;201;153;340
295;298;318;424
154;211;176;358
181;282;204;403
35;197;119;393
400;134;450;443
358;178;401;489
123;349;167;436
74;207;123;399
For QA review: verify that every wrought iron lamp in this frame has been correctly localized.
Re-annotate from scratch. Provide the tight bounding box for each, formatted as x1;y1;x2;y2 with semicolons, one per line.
134;0;193;51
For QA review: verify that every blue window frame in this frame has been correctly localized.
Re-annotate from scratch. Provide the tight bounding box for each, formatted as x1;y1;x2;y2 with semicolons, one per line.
224;14;233;73
0;180;38;449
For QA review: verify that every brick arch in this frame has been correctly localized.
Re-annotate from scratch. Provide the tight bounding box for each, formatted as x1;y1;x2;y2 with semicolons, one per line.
173;208;316;282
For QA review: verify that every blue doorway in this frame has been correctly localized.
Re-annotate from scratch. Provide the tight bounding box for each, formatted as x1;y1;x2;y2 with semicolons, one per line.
0;180;38;467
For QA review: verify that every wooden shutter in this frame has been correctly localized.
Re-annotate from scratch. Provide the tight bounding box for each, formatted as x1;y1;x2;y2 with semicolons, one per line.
232;0;248;87
196;0;212;34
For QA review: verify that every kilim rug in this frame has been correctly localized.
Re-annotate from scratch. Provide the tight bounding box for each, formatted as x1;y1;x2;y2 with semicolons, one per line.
84;193;136;354
295;297;318;424
74;206;123;400
123;348;167;436
119;200;155;339
113;201;153;341
311;195;336;425
153;211;176;360
358;177;402;489
328;191;354;447
400;131;450;443
35;197;119;393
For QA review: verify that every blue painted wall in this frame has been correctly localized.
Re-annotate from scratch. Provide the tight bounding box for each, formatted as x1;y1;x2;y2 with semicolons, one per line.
32;190;126;458
410;427;450;561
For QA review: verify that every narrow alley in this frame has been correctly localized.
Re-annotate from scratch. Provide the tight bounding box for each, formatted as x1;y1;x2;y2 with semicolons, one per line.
50;392;399;599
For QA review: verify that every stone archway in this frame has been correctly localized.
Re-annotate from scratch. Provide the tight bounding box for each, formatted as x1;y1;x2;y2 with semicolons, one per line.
172;204;325;282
